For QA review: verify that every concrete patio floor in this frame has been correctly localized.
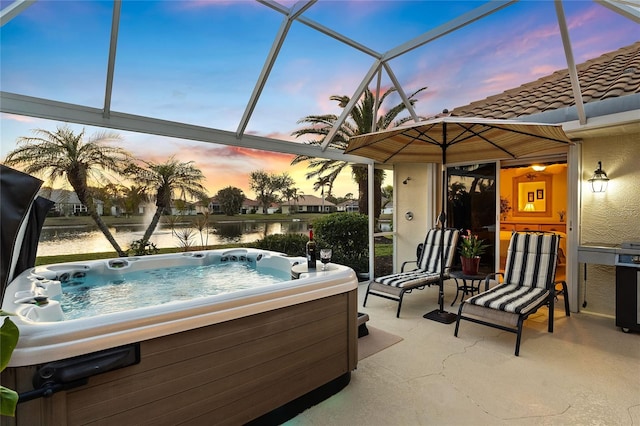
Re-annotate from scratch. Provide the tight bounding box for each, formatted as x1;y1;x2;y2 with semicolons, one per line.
286;279;640;425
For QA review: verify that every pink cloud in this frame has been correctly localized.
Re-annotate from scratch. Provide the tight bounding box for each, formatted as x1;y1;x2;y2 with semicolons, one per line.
566;4;601;30
482;72;523;91
1;113;39;123
531;64;559;76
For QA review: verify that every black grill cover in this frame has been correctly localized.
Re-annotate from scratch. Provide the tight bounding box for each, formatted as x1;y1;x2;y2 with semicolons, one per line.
1;165;52;301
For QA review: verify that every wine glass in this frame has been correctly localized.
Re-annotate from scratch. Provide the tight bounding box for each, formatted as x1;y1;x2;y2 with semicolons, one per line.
320;248;332;271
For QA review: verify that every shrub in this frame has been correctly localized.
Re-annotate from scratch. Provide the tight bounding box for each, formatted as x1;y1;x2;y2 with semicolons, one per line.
1;315;19;417
253;233;308;256
312;213;369;274
128;239;160;256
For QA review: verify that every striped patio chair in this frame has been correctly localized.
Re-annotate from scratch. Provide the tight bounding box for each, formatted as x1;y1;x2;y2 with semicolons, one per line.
363;228;460;318
454;231;570;356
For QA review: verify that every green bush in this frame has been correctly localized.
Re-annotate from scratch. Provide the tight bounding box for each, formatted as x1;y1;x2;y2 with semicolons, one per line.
313;213;369;274
128;239;160;256
253;233;308;256
1;315;19;417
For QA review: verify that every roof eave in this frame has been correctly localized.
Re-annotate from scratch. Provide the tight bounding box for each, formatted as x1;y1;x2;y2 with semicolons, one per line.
514;94;640;138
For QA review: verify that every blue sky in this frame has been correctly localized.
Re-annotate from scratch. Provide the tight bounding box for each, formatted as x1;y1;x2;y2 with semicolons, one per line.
1;0;638;198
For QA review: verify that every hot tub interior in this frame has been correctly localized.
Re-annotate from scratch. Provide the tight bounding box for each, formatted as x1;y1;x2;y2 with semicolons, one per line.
3;249;299;322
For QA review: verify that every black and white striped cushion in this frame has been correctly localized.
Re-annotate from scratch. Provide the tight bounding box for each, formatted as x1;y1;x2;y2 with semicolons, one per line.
417;228;458;273
503;232;559;289
374;270;441;288
466;284;548;314
466;232;559;314
374;228;459;288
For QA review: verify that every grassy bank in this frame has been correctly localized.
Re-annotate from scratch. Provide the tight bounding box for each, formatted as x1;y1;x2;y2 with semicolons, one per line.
44;212;392;227
43;212;326;227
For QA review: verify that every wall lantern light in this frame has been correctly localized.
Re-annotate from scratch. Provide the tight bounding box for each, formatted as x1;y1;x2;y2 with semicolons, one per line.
588;161;609;193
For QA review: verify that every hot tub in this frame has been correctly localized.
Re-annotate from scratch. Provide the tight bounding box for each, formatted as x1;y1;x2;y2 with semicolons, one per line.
1;248;359;425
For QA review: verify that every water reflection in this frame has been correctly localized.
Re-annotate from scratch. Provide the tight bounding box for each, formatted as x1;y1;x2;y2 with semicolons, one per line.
38;220;309;256
214;222;244;241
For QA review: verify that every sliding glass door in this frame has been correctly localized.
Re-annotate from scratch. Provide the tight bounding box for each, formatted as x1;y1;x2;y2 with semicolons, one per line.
447;163;497;273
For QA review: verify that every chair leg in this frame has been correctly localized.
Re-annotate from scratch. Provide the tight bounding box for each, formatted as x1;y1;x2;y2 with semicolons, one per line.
515;317;524;356
454;302;464;337
554;281;570;317
561;282;570;316
396;289;405;318
363;284;370;307
548;292;555;333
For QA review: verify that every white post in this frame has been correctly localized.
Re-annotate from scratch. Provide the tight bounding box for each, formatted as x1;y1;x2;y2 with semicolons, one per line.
368;163;375;280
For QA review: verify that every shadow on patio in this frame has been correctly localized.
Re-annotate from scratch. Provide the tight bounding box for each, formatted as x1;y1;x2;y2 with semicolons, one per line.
288;279;640;425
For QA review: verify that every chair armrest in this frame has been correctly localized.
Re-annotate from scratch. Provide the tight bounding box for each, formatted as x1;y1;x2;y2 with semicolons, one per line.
484;272;504;292
401;260;418;272
552;279;567;291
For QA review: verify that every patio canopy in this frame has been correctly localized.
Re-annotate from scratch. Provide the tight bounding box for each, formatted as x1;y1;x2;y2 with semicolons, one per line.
344;116;573;165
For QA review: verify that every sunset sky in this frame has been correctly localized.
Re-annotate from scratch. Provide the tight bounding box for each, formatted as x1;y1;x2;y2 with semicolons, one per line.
1;0;638;199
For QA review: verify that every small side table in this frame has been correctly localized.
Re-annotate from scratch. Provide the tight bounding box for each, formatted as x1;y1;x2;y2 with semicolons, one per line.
450;270;488;306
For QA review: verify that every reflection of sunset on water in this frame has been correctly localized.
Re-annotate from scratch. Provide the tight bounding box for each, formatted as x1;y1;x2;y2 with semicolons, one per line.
37;221;309;256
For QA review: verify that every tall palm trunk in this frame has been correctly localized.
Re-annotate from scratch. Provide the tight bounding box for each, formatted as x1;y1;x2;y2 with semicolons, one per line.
142;207;163;244
353;165;383;219
67;171;126;257
140;185;172;246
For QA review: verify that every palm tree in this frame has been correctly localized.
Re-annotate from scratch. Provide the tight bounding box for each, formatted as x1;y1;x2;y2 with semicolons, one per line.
125;158;208;246
122;185;149;217
313;175;332;197
282;186;302;214
313;175;332;213
381;184;393;210
291;86;427;217
249;171;294;214
3;126;132;256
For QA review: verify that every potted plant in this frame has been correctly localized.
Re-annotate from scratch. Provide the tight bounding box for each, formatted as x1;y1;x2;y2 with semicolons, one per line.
459;230;490;275
1;313;19;417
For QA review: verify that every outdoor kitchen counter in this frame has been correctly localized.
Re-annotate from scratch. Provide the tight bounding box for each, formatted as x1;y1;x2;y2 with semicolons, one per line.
578;243;619;265
578;243;640;265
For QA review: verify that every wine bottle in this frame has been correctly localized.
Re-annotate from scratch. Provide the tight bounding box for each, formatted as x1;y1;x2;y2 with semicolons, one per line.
306;225;317;269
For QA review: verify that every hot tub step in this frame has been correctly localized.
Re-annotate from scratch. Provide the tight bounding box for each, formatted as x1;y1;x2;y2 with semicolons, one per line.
357;312;369;338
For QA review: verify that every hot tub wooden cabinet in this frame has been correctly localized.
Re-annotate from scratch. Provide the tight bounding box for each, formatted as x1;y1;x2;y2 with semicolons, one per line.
1;252;358;425
3;292;358;425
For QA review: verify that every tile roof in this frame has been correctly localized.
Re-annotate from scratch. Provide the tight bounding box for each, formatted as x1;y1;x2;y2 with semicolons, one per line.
450;41;640;119
280;194;336;206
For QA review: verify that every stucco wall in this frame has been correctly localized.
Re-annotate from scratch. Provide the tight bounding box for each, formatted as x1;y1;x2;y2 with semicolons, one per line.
394;164;433;272
579;131;640;317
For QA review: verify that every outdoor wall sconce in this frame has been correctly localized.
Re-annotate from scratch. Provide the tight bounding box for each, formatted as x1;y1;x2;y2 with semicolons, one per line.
588;161;609;193
403;177;411;185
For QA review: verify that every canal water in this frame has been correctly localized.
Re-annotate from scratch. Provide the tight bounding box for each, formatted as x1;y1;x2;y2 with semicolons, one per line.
37;220;309;256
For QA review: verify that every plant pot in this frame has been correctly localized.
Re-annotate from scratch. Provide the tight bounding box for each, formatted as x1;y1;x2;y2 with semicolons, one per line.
461;256;481;275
